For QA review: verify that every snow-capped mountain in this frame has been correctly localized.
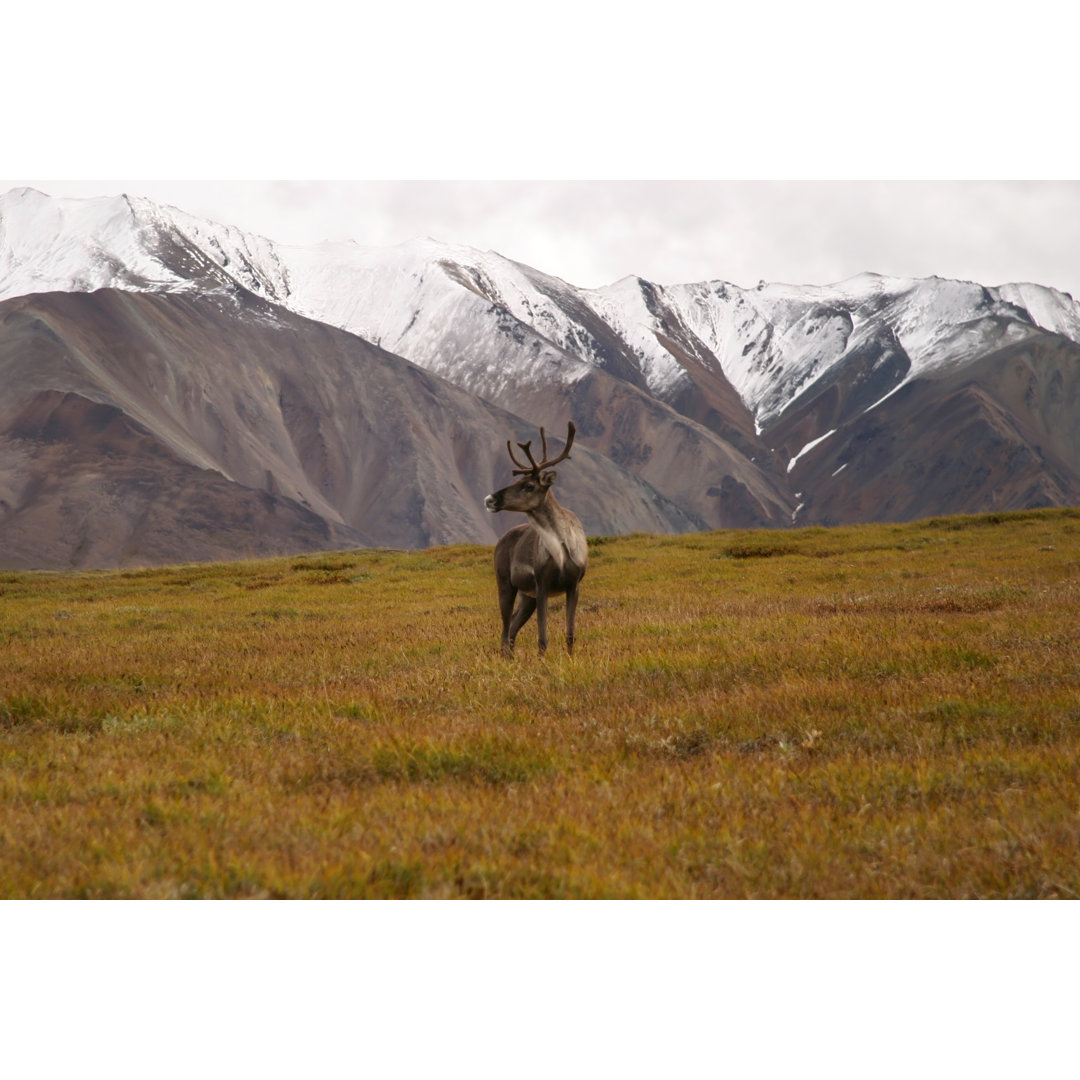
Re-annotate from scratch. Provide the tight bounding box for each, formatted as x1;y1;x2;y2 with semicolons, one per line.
2;186;1079;568
0;187;287;301
6;186;1079;432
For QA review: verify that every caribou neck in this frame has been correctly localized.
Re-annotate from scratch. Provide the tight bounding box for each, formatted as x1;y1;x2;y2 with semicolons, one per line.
528;492;584;571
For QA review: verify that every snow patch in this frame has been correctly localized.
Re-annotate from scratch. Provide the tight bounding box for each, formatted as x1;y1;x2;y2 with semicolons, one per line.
788;429;836;472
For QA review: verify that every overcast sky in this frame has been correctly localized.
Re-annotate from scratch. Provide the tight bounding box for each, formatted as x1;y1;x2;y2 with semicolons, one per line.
4;179;1080;298
5;3;1079;300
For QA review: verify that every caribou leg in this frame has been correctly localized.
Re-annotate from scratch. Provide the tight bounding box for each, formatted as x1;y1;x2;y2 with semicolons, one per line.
535;586;549;656
565;580;579;654
498;578;518;654
507;595;537;654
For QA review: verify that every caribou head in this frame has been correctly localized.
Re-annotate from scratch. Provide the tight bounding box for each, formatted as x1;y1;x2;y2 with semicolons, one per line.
484;422;577;514
485;422;588;655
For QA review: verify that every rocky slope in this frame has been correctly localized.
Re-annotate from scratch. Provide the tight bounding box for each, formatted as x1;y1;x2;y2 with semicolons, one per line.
0;288;693;568
2;187;1079;568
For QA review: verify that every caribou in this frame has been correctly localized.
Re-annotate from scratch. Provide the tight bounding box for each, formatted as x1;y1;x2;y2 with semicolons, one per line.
484;421;588;656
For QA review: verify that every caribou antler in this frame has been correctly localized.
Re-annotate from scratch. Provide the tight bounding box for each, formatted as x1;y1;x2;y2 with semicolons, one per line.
509;422;576;476
506;439;534;473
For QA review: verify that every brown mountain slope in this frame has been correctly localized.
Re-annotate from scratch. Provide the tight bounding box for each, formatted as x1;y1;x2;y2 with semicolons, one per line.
0;390;363;569
3;282;1078;570
0;289;695;569
784;332;1080;525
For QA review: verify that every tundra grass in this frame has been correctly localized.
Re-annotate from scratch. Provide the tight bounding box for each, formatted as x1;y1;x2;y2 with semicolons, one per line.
1;508;1079;898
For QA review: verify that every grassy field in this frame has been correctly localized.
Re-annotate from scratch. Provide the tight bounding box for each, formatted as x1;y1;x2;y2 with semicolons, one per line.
1;508;1079;899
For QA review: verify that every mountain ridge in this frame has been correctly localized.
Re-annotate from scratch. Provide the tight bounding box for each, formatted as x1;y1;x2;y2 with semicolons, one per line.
2;187;1078;569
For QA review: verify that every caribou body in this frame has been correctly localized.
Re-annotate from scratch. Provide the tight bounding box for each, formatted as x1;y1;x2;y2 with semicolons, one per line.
484;422;588;655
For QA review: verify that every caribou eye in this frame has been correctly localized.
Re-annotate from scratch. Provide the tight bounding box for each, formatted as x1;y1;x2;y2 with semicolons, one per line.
522;483;534;492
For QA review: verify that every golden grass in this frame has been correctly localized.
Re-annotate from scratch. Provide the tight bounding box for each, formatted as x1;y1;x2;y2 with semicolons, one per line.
2;508;1079;898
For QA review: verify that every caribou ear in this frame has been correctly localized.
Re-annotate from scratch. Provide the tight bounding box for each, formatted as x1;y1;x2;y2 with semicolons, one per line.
540;470;556;487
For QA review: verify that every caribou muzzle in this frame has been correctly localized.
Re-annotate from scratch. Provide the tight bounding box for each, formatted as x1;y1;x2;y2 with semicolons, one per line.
484;492;501;512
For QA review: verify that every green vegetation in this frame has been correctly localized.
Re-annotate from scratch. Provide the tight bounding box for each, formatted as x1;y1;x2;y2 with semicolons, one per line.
2;508;1079;898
